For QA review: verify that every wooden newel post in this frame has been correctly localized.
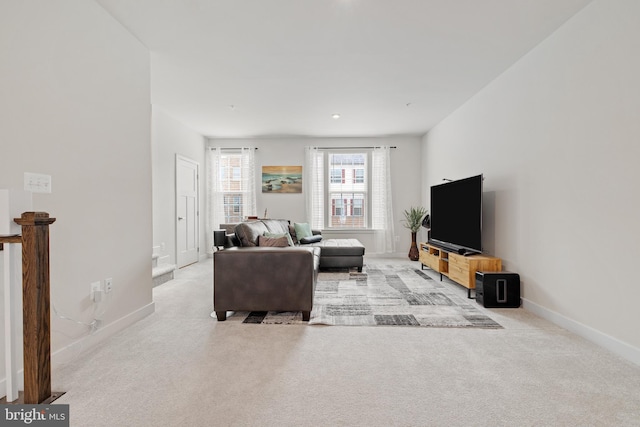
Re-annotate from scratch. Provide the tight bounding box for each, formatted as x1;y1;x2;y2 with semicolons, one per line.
14;212;56;404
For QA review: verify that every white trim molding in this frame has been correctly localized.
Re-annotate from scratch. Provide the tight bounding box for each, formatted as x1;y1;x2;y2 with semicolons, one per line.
0;301;156;397
522;298;640;367
52;302;156;368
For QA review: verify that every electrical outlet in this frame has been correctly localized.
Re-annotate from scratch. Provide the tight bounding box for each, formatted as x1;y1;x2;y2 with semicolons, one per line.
105;277;113;293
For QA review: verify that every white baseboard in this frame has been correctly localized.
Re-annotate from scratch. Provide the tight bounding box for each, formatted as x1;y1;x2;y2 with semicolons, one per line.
522;298;640;367
52;301;155;366
0;301;155;398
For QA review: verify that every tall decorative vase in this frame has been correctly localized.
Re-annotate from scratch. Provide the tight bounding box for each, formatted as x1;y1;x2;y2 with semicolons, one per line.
408;231;419;261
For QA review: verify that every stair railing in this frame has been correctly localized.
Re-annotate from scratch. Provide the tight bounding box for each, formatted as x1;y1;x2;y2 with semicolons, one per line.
0;212;56;404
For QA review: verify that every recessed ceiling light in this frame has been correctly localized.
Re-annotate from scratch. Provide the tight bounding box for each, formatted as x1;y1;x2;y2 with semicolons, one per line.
332;113;341;119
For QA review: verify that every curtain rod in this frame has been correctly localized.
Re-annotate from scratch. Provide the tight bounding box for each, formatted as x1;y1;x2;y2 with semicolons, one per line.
209;146;395;150
315;146;396;150
208;147;258;150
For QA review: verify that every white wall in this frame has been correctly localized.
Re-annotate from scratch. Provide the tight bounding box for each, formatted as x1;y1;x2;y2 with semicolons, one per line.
209;136;424;257
422;0;640;360
152;108;206;265
0;0;153;390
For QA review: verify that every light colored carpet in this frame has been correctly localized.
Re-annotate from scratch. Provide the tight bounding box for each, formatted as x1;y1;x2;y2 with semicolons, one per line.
53;257;640;426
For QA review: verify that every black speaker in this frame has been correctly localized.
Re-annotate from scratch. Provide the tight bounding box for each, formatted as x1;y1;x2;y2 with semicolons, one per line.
475;271;520;308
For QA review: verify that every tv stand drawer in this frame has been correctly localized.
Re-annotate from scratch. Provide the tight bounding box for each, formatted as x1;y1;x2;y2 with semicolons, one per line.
448;253;470;267
448;264;472;287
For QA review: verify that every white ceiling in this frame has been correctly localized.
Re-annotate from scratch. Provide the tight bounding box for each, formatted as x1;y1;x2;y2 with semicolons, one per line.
96;0;591;138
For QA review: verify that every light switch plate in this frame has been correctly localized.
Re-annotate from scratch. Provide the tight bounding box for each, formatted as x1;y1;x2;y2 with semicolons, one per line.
24;172;52;194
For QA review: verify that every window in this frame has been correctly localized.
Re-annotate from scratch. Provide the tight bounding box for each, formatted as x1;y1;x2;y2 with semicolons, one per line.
218;152;251;223
305;146;394;252
354;168;365;184
332;197;344;216
328;153;367;228
222;194;242;222
207;146;256;256
330;169;343;184
232;167;241;181
352;197;363;216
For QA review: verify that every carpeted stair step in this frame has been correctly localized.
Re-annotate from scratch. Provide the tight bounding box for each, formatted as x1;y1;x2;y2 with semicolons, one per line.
152;264;176;287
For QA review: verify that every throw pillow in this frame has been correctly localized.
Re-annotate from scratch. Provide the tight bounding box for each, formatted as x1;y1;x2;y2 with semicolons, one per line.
264;231;294;247
300;235;322;244
257;235;289;247
294;222;313;240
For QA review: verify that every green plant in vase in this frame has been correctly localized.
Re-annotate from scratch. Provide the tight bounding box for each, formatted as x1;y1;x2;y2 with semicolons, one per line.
402;206;428;261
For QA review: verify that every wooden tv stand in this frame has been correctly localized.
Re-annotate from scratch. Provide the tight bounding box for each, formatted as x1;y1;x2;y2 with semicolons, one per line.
419;243;502;298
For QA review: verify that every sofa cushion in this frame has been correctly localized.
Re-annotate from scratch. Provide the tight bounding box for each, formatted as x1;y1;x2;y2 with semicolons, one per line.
235;221;269;247
306;238;365;257
264;231;294;246
262;219;290;235
257;235;290;247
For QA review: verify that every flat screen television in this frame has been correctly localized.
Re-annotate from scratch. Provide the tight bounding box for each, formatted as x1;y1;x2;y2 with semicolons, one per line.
429;174;483;254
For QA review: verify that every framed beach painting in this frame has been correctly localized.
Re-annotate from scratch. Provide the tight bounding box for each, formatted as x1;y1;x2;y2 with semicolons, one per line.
262;166;302;193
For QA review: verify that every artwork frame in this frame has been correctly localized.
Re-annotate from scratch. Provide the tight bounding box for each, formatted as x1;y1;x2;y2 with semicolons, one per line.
262;166;302;193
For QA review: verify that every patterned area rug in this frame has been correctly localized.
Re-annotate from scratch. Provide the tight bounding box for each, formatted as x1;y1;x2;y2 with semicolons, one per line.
226;265;502;328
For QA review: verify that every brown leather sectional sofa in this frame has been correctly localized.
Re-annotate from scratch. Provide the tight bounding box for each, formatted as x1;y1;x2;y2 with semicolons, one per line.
213;245;320;321
214;220;320;321
213;219;365;321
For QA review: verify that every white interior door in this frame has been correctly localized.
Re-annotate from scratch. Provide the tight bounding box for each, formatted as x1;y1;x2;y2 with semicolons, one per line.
176;155;199;268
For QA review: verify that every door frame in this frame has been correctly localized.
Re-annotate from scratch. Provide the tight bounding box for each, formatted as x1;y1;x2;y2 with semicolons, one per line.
175;154;200;268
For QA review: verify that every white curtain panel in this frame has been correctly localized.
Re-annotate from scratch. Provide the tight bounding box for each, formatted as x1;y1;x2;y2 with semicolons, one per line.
240;147;257;219
205;147;225;256
304;147;324;229
371;146;395;253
